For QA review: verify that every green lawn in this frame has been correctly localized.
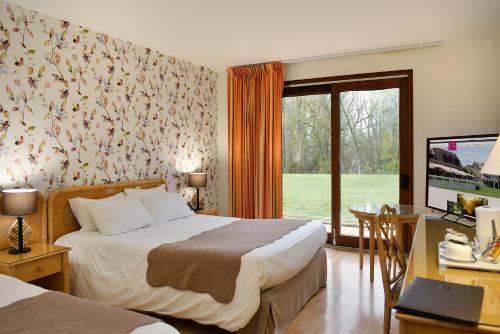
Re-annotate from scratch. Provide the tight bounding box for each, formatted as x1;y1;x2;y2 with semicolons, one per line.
435;184;500;198
283;174;399;226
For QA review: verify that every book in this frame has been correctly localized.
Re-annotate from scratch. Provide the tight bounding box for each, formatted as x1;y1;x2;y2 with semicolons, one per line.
395;276;484;325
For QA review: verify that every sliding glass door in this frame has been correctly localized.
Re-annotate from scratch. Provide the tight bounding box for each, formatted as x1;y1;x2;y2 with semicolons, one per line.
332;77;412;247
282;72;413;247
336;88;400;237
282;94;332;237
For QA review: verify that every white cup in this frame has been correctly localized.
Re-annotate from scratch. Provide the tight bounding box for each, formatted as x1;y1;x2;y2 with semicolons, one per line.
445;241;472;261
445;232;468;244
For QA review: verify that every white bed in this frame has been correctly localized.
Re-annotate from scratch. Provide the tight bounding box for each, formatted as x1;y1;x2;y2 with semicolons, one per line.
55;214;327;331
0;273;179;334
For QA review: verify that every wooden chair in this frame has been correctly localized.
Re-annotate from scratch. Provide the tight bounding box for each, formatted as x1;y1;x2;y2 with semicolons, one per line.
374;204;407;334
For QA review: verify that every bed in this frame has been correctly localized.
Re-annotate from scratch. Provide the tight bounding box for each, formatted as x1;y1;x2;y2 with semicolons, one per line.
47;179;327;333
0;273;179;334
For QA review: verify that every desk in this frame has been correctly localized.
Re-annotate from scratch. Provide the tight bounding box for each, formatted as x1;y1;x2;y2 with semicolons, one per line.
396;218;500;333
349;204;423;282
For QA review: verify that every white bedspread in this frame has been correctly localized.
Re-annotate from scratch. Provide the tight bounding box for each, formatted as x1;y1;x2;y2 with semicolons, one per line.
55;215;327;331
0;274;178;334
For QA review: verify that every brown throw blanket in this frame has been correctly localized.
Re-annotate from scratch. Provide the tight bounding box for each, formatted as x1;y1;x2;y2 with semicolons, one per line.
0;291;159;334
146;218;310;303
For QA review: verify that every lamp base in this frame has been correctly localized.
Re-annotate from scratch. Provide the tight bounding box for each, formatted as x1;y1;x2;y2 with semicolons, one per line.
8;217;33;251
190;188;204;210
9;246;31;254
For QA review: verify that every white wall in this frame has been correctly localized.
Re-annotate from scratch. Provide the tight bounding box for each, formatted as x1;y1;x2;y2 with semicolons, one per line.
216;40;497;212
496;31;500;129
216;72;229;215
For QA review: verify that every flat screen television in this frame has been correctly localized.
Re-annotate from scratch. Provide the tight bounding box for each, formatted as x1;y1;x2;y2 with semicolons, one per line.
426;134;500;219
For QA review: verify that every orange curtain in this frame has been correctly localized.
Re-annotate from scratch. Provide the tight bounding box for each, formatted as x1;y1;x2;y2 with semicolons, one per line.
227;63;285;219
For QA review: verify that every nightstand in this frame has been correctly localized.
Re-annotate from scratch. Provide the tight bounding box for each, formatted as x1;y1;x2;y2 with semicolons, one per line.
195;208;220;216
0;242;70;293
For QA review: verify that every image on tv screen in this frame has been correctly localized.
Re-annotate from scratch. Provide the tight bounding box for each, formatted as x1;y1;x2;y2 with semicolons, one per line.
427;135;500;217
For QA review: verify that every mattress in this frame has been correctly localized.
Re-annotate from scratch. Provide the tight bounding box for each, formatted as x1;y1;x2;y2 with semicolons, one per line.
55;214;327;331
0;274;178;334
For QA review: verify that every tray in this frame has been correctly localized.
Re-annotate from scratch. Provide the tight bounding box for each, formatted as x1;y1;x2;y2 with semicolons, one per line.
438;241;500;272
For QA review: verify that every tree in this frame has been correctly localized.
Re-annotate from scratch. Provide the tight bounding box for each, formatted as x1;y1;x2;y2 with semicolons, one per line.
282;88;399;175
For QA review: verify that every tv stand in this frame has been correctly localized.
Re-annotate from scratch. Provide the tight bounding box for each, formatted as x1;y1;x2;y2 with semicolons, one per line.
440;212;476;227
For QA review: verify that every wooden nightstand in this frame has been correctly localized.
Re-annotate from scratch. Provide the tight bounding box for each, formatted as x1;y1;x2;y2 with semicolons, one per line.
0;242;70;293
195;208;220;216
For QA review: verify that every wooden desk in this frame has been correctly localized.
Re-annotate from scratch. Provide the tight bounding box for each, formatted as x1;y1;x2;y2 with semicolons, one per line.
349;203;423;282
396;218;500;333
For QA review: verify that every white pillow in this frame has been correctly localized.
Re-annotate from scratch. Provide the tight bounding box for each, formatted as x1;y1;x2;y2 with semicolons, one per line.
87;197;154;236
140;192;194;224
124;184;167;199
69;192;125;231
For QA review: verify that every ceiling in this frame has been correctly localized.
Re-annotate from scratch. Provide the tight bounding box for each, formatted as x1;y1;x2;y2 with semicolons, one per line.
7;0;500;70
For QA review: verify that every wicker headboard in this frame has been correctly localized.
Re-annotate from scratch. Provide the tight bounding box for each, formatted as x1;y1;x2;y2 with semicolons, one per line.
0;193;47;250
47;179;167;243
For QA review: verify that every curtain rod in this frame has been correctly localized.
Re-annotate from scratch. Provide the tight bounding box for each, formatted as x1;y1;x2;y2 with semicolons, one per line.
282;41;444;64
228;61;282;69
285;74;408;88
227;41;444;70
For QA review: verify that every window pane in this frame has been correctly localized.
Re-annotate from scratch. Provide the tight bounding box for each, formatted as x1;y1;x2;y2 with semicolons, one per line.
282;94;331;226
339;89;399;236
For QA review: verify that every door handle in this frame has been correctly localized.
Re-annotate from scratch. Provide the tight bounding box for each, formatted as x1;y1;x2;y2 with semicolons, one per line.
400;174;410;189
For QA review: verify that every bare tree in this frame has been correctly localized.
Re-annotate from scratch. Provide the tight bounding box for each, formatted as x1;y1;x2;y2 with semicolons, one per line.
282;89;399;175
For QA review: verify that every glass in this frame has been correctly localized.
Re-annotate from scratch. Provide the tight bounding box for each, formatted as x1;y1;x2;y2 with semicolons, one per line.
349;203;425;216
339;89;400;236
282;94;331;228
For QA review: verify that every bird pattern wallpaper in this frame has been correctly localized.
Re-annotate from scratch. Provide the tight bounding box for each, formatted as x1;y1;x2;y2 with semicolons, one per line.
0;1;218;206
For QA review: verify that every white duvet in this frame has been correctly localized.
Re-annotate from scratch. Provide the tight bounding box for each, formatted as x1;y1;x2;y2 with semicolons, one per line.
0;274;178;334
55;214;327;331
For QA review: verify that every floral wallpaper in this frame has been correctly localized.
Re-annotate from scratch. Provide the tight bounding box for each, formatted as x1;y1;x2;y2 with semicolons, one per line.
0;1;218;206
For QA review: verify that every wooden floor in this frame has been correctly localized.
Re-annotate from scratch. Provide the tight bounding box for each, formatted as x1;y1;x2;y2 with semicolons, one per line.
163;247;398;334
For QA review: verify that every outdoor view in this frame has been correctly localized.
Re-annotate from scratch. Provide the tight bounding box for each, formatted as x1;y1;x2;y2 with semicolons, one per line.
282;89;400;235
282;94;332;222
339;89;400;232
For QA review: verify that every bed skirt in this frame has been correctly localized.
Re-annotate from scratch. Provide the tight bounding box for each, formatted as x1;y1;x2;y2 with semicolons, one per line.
147;247;327;333
238;247;327;334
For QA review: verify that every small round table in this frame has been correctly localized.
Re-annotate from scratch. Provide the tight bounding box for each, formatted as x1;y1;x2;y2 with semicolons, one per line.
349;203;425;283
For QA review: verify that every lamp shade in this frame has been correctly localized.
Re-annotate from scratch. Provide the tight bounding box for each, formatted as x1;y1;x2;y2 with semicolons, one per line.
187;173;207;188
481;136;500;176
1;189;38;216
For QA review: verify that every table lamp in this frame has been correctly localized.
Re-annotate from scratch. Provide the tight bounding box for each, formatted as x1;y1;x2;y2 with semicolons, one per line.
187;173;207;211
481;136;500;175
1;189;38;254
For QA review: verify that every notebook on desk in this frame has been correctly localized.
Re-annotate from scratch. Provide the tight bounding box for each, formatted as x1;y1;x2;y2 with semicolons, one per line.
395;277;484;325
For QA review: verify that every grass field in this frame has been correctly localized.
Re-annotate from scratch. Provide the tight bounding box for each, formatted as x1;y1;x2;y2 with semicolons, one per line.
435;184;500;197
283;173;399;226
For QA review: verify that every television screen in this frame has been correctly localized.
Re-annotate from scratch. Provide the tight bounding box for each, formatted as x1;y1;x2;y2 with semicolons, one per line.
426;134;500;217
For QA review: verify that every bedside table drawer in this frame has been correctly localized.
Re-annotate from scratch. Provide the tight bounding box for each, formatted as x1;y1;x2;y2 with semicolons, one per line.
15;255;61;282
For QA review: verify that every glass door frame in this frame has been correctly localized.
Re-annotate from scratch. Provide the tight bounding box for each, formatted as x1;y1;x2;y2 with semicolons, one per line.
283;70;414;249
331;75;413;249
282;84;333;243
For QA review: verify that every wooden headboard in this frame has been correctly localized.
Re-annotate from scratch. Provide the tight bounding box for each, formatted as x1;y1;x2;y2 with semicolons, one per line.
47;179;167;243
0;192;47;250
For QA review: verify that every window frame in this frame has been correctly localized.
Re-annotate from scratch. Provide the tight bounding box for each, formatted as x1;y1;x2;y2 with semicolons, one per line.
282;70;414;249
